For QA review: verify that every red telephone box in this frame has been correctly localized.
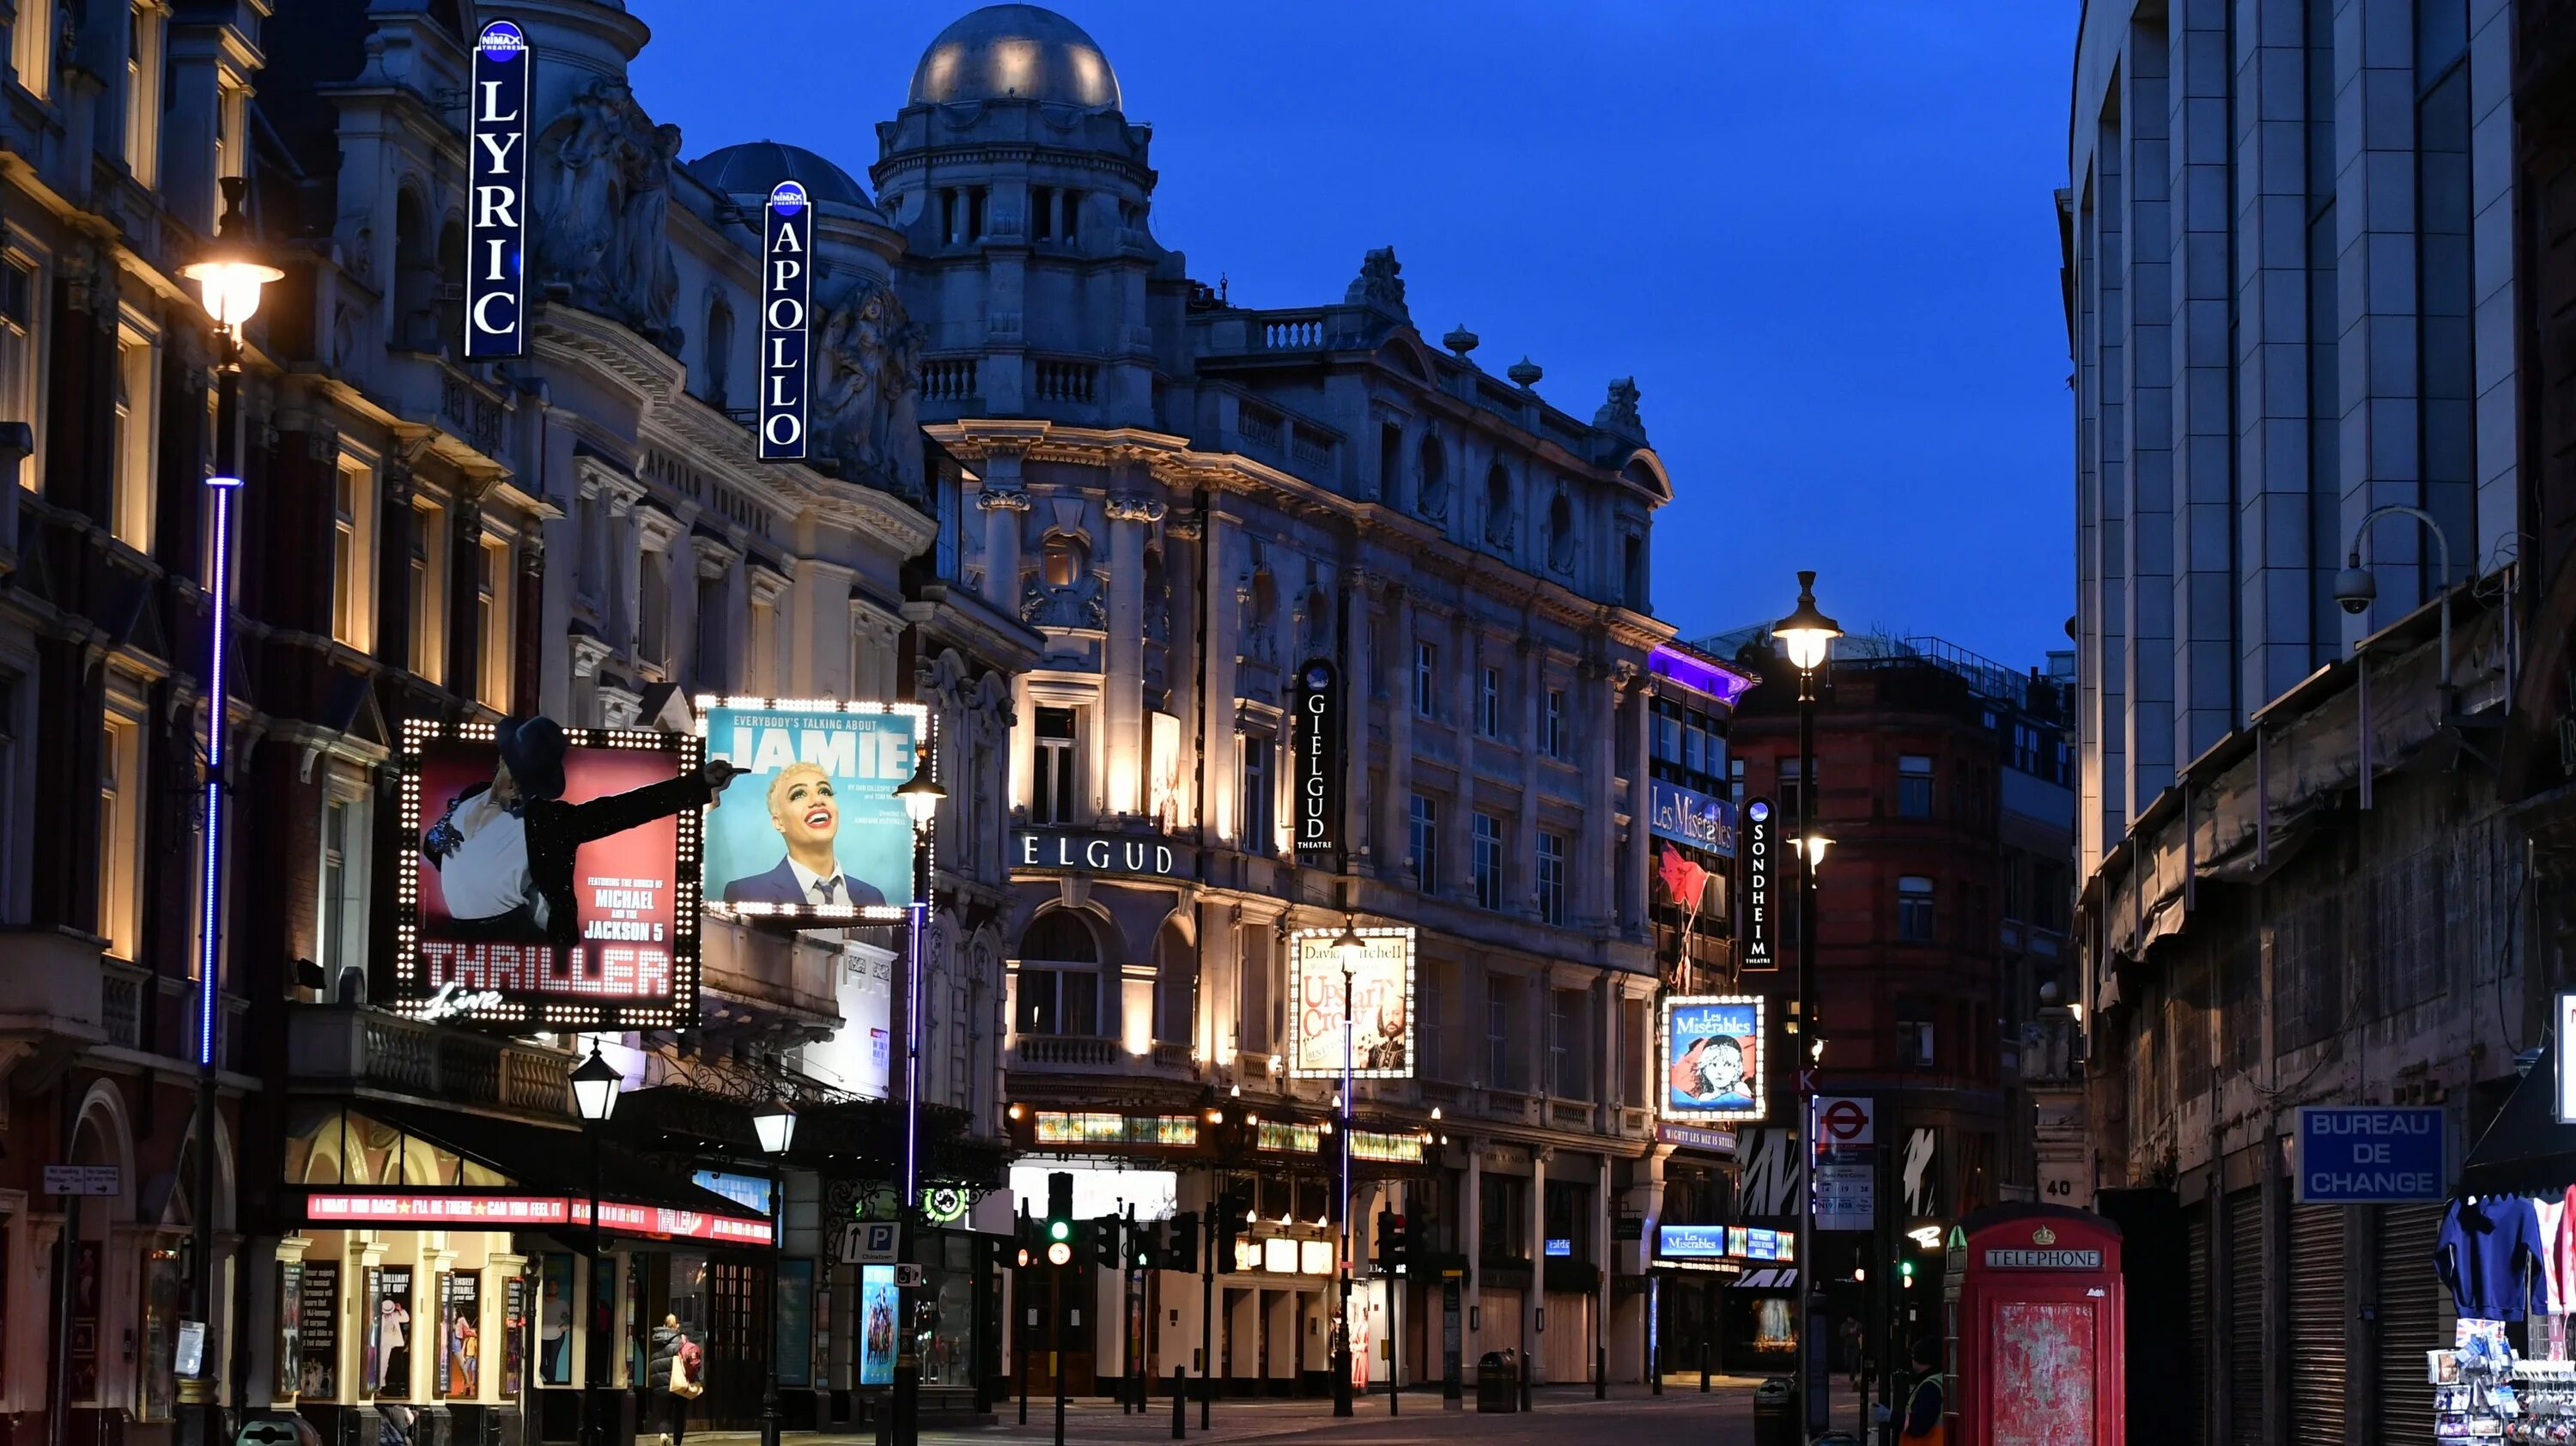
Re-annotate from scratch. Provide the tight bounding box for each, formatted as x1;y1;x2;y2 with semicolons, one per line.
1943;1204;2125;1446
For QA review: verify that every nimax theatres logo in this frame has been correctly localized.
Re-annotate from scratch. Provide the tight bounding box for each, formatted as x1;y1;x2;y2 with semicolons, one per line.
758;180;813;460
464;21;529;358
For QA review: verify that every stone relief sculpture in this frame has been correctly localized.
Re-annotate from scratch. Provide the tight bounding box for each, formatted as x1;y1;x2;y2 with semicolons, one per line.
1020;574;1107;631
1345;246;1407;318
1596;376;1646;437
533;80;684;352
811;277;928;499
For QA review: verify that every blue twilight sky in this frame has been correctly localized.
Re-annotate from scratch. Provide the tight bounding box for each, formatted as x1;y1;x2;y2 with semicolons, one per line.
630;1;2077;670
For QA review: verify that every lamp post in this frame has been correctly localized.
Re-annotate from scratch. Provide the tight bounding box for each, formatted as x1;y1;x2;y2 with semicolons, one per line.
2335;503;2458;714
171;174;279;1446
890;750;944;1446
752;1093;796;1446
1329;918;1364;1419
570;1046;623;1446
1773;571;1840;1441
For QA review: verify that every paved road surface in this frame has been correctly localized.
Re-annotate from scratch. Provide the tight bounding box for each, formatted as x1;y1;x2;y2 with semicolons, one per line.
690;1377;1884;1445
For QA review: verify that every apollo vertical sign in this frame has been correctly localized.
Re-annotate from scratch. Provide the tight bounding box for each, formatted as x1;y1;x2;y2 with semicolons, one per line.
1739;797;1775;971
1292;658;1343;868
465;21;529;358
758;181;812;459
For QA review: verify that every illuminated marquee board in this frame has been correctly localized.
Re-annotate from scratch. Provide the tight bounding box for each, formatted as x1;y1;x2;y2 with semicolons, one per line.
696;697;929;924
302;1194;771;1245
394;717;704;1031
1286;926;1415;1079
1662;995;1766;1123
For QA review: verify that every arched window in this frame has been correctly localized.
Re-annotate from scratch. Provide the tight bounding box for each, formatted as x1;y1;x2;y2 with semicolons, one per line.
1546;490;1576;573
703;295;736;409
1484;464;1513;547
1300;586;1330;654
1016;910;1102;1036
1416;433;1448;516
1151;921;1193;1045
1042;532;1089;589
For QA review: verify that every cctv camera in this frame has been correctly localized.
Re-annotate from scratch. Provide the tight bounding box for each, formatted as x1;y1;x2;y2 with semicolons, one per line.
2334;564;2376;617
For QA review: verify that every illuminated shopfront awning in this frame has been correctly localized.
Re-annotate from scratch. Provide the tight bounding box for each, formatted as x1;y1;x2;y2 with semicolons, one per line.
283;1103;772;1244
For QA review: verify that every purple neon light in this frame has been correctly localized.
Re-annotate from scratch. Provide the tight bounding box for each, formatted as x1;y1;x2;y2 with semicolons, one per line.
1649;643;1752;705
903;900;924;1206
196;478;240;1066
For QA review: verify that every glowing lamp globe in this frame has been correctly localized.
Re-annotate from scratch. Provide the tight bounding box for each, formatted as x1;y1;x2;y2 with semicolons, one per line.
1772;570;1842;673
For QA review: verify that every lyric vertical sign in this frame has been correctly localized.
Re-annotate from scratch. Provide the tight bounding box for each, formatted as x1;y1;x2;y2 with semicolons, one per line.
1292;658;1343;867
1740;797;1775;971
758;180;812;459
465;21;530;357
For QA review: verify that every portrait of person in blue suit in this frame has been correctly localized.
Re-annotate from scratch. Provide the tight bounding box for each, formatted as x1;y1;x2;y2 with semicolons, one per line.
719;762;888;908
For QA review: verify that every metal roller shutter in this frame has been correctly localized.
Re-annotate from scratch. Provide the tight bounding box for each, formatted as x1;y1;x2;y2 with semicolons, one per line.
2287;1205;2347;1440
2227;1189;2264;1446
2184;1211;2211;1446
2377;1203;2445;1446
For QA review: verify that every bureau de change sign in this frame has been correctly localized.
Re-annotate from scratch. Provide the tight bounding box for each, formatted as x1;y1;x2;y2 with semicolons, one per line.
2291;1105;2445;1204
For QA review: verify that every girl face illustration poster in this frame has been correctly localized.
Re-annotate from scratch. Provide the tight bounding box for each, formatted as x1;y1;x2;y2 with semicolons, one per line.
1662;996;1765;1122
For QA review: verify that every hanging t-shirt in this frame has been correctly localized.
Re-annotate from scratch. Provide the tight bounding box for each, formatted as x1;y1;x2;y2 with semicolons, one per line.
2537;1198;2567;1315
2558;1186;2576;1312
2437;1195;2544;1321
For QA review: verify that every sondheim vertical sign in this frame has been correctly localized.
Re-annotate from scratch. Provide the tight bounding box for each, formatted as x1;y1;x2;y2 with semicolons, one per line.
1739;797;1775;970
1293;658;1343;870
758;180;811;460
465;21;529;358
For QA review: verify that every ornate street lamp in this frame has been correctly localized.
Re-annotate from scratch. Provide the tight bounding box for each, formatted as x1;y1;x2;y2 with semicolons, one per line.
755;1091;795;1446
171;176;276;1446
570;1046;622;1446
1773;571;1839;1439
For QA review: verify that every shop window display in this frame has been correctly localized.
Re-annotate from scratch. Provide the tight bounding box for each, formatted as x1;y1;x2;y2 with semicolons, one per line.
2429;1192;2576;1441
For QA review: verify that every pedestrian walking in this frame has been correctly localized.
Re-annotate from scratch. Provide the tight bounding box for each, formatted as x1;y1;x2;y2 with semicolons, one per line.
647;1313;704;1446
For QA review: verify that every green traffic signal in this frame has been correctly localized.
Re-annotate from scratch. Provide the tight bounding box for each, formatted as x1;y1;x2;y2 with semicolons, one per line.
1048;1219;1071;1242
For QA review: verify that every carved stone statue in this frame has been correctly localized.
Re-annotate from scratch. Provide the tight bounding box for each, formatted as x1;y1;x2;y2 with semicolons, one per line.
1345;246;1407;318
1596;376;1646;438
811;276;927;499
533;80;685;353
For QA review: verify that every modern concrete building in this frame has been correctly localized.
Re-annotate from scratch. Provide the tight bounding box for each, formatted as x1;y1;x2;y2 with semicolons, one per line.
2067;0;2519;879
2065;1;2541;1440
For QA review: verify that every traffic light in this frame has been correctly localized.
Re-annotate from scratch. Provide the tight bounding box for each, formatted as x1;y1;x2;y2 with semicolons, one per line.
1379;1211;1409;1273
1014;1205;1037;1268
1899;1258;1917;1289
1170;1211;1202;1273
1132;1220;1161;1270
1092;1213;1123;1268
1215;1187;1253;1274
1043;1171;1075;1267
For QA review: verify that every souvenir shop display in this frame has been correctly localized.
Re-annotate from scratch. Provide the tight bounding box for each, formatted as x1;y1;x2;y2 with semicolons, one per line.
2432;1194;2576;1442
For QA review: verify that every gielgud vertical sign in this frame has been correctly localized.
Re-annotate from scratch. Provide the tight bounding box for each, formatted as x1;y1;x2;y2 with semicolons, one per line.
465;21;529;358
1293;658;1342;869
758;181;812;459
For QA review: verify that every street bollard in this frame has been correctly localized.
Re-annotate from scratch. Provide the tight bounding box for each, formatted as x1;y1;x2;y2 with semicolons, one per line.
1597;1346;1607;1400
1172;1365;1187;1438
